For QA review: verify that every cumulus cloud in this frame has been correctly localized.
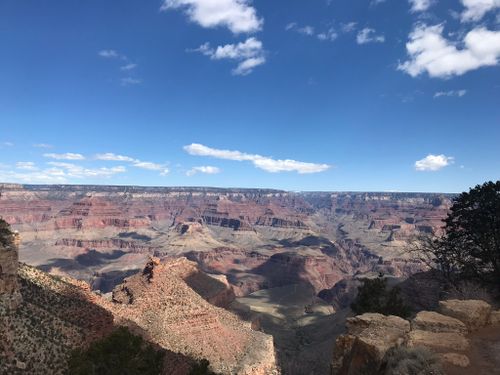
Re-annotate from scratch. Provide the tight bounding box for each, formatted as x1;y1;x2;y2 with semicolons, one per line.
0;168;68;184
0;162;126;184
286;23;338;42
297;26;315;36
356;28;385;44
186;166;221;176
461;0;500;22
341;22;357;33
98;50;122;59
415;154;454;171
47;162;127;178
192;37;265;75
96;153;169;176
43;152;85;160
95;153;136;162
16;162;38;171
409;0;434;12
161;0;262;34
398;24;500;78
132;161;169;176
317;28;338;42
184;143;330;174
434;89;467;98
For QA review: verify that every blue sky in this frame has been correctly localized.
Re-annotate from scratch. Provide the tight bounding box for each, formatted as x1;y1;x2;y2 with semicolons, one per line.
0;0;499;192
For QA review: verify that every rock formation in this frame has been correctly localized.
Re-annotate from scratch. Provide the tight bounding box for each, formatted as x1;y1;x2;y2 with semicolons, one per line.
332;299;500;374
1;216;278;375
109;257;278;374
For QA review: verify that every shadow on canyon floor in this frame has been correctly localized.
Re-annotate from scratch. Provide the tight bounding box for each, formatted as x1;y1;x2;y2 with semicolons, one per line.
37;250;140;293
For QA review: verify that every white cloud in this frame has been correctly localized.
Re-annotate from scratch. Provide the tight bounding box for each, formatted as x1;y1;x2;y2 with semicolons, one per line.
120;77;142;86
317;28;338;42
0;168;68;184
0;162;126;184
409;0;434;12
161;0;262;34
434;89;467;98
398;24;500;78
356;28;385;44
1;142;14;147
33;143;53;149
132;161;169;176
461;0;500;22
415;154;454;171
43;152;85;160
341;22;357;33
47;162;126;178
120;63;137;71
297;26;315;36
287;23;337;42
95;153;136;162
193;37;265;75
98;50;121;59
96;153;169;176
184;143;330;174
16;162;37;171
186;165;221;176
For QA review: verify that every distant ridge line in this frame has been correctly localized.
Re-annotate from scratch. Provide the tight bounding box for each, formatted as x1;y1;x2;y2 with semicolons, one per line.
0;182;456;196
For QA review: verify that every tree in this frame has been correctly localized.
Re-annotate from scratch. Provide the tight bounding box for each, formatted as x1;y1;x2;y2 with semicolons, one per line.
0;218;13;248
410;181;500;286
351;275;411;318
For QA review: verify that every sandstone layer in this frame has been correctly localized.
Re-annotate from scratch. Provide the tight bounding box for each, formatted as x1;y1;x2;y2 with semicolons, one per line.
332;299;499;374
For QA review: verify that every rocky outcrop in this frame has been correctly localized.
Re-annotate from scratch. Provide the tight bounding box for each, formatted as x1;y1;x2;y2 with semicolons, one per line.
332;299;497;374
55;238;160;253
410;311;467;334
110;257;278;374
438;299;492;331
0;264;115;374
332;313;410;374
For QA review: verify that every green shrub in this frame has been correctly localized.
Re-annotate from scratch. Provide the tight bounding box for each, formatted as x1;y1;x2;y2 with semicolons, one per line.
0;218;13;247
189;359;217;375
351;275;411;318
380;346;443;375
67;326;164;375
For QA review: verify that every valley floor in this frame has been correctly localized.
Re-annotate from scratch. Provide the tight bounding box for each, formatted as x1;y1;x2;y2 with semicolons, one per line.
232;284;350;375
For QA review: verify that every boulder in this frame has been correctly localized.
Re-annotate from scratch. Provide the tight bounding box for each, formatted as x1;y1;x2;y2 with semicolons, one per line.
406;330;469;352
332;314;410;374
440;353;470;368
438;299;492;331
411;311;467;334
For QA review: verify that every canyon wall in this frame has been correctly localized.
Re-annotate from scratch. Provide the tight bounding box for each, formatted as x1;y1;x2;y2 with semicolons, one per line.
0;184;453;297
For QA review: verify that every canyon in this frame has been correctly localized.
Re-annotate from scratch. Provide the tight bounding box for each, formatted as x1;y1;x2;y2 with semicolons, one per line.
0;183;454;374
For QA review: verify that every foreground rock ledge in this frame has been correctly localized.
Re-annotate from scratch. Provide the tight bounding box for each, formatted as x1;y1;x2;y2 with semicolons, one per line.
332;299;497;374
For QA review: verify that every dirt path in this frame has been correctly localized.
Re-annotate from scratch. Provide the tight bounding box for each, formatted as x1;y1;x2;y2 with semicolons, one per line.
445;326;500;375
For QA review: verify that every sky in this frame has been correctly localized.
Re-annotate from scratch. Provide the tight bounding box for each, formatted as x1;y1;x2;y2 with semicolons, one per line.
0;0;499;193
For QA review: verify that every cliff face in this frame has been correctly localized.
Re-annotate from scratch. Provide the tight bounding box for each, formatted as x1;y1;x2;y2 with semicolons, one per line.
0;262;115;374
0;184;451;313
0;253;277;374
109;257;278;375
